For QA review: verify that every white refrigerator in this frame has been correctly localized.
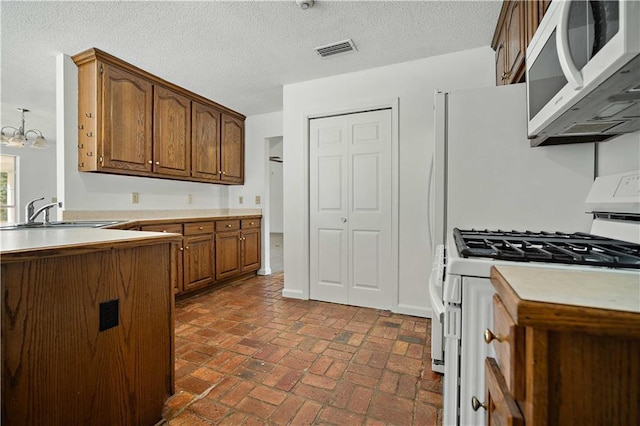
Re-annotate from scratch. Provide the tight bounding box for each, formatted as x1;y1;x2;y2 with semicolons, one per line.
432;83;596;249
430;83;596;425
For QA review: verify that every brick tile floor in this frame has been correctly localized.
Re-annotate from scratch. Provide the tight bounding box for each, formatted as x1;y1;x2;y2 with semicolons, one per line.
160;273;443;425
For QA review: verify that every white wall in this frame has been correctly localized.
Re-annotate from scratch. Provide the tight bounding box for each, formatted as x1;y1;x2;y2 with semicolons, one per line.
228;110;283;275
282;46;495;316
269;137;283;233
57;54;229;213
0;145;57;222
596;132;640;176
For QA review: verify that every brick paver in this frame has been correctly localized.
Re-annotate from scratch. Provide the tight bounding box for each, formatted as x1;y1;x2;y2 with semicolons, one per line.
161;273;443;424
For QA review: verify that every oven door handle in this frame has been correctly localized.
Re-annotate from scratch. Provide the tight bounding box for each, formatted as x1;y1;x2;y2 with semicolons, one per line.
428;276;445;323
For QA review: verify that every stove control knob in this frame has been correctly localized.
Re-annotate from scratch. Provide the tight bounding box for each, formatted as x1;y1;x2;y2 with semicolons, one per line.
484;329;504;344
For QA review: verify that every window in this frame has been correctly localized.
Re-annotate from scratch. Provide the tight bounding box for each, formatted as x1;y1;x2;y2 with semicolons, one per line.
1;155;17;223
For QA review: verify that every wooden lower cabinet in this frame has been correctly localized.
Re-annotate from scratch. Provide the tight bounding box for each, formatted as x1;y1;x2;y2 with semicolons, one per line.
1;241;175;425
140;217;261;294
485;267;640;425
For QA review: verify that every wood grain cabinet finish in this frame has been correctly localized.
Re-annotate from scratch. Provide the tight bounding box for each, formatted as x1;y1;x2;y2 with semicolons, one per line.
214;218;261;280
492;0;550;85
192;101;222;181
140;223;184;294
221;114;244;184
1;242;175;425
154;86;191;177
486;267;640;425
183;223;215;291
73;48;245;185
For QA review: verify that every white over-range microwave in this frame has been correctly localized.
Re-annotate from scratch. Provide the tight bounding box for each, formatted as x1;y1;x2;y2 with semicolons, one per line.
526;0;640;146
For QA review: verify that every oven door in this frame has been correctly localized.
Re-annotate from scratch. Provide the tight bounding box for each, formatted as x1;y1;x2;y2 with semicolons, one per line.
429;245;446;373
527;0;638;137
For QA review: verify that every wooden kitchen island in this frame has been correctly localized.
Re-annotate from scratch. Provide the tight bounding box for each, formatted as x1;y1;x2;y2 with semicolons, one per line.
1;228;181;425
484;265;640;425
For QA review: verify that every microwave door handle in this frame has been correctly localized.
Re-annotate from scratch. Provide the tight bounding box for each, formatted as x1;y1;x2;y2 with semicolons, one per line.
557;0;584;89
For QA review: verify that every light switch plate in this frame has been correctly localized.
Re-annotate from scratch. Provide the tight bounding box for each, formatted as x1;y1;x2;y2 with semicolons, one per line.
255;195;261;204
132;192;139;204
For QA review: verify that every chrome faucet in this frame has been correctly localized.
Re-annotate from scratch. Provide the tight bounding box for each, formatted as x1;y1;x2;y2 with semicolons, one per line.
27;200;62;225
25;197;45;223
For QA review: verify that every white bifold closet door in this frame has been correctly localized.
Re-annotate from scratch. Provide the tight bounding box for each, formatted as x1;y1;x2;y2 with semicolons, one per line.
309;109;392;310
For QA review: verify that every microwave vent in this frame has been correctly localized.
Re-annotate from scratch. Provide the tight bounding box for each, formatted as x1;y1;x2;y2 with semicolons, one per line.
561;121;624;135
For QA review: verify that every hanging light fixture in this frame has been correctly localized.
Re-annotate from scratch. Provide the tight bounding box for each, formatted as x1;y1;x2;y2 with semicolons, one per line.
1;108;48;149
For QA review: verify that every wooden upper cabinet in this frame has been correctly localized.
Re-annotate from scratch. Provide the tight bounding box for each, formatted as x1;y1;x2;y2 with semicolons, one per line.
72;48;245;185
221;114;244;184
154;86;191;177
192;101;222;181
492;0;549;86
102;63;153;172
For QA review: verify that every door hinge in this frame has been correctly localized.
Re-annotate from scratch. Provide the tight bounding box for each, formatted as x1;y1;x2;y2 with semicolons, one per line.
99;65;104;75
99;156;103;163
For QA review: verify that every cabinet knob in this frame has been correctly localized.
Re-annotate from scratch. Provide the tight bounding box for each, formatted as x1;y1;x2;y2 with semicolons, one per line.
222;171;226;175
471;396;487;411
148;160;153;164
484;329;505;344
162;230;168;233
249;222;254;225
198;226;203;230
155;161;160;165
179;247;184;251
226;224;232;228
185;246;190;250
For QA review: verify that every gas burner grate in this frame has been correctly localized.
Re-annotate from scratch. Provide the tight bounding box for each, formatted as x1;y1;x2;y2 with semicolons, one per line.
453;228;640;269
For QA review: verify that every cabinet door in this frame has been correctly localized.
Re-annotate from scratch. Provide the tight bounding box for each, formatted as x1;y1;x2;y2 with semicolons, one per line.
154;86;191;177
241;228;261;272
184;234;215;291
485;358;524;426
220;114;244;184
192;101;221;181
505;0;526;84
101;63;153;172
495;27;508;85
215;230;241;280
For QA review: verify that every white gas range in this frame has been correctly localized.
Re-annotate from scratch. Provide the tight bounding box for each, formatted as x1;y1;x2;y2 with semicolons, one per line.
429;170;640;426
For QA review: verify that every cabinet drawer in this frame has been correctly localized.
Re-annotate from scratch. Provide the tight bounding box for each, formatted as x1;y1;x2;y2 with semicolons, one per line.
485;357;524;425
215;220;240;231
140;223;183;234
488;295;525;399
184;222;215;235
241;218;260;229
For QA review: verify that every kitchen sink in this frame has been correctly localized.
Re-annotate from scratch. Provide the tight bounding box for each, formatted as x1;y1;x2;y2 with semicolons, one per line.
0;220;125;230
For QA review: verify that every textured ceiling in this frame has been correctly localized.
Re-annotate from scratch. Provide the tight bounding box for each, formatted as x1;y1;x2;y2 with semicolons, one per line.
1;1;501;142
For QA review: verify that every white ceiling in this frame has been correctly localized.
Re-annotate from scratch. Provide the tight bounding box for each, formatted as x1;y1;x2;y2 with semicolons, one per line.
1;1;501;143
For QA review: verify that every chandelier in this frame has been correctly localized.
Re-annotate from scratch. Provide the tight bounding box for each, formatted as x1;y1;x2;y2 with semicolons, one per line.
1;108;48;149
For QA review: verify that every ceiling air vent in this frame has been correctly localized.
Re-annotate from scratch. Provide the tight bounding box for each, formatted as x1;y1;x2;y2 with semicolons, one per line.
314;39;357;58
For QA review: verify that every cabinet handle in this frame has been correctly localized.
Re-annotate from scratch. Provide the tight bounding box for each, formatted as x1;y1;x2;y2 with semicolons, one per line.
471;396;487;411
484;329;505;344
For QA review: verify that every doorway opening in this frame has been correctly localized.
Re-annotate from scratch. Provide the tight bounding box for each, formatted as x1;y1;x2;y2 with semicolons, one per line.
268;136;284;273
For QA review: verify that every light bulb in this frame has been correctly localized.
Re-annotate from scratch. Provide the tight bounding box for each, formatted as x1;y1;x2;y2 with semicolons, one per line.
7;134;26;147
31;135;48;149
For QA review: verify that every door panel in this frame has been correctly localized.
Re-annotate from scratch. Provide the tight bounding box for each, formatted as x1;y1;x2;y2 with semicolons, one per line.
192;101;221;180
310;109;392;310
221;114;244;183
102;64;153;172
154;86;191;177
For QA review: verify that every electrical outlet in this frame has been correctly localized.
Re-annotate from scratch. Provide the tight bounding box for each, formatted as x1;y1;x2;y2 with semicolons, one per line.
239;196;244;204
255;195;261;204
132;192;139;204
99;299;119;331
187;194;193;204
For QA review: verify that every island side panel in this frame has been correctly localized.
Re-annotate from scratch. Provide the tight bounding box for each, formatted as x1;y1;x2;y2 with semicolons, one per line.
1;242;174;425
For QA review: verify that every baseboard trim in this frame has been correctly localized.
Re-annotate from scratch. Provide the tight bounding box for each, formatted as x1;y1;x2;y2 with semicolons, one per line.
257;268;272;276
394;304;432;319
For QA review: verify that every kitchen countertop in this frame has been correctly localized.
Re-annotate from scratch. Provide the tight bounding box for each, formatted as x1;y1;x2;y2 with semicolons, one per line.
0;228;181;262
62;208;262;222
490;265;640;337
